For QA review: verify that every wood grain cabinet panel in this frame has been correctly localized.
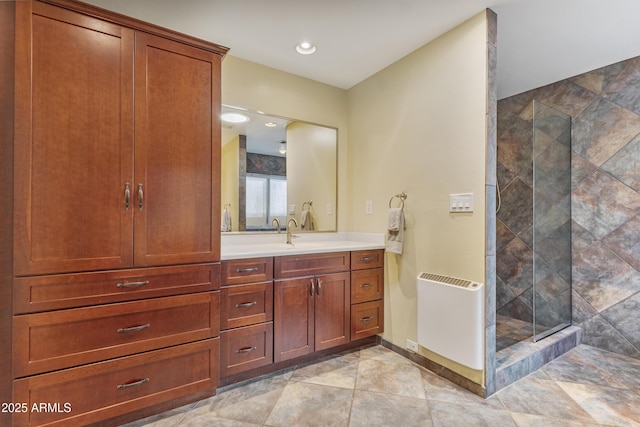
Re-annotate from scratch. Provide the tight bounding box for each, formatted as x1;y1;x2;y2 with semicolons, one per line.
13;1;135;276
274;271;350;362
274;277;315;362
351;300;384;341
221;282;273;329
13;263;220;314
314;272;351;351
351;268;384;304
220;323;273;377
12;339;219;427
274;252;349;278
222;258;273;286
133;32;221;267
351;250;384;270
13;292;220;377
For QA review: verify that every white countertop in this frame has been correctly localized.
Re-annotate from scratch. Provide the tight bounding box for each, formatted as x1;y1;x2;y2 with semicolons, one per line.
221;232;385;260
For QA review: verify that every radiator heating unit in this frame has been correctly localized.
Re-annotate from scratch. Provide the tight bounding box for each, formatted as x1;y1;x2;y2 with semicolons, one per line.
417;272;484;370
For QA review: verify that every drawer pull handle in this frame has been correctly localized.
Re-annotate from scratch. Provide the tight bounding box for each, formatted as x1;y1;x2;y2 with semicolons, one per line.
360;283;373;288
360;256;375;263
117;377;149;390
138;183;144;211
116;280;149;288
310;279;315;297
236;346;257;354
361;316;374;322
117;323;150;333
235;301;257;308
317;278;321;296
124;183;130;210
236;267;258;273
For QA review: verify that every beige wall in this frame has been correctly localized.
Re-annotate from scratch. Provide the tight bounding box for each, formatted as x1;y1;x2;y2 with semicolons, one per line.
222;56;348;231
222;11;490;383
347;11;489;382
286;122;337;231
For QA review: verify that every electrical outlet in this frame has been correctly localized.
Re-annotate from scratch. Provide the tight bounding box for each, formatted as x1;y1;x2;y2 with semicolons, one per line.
406;339;418;353
365;200;373;214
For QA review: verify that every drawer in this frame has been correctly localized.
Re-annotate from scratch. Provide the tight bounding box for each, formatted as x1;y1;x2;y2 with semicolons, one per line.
220;322;273;377
14;263;220;314
351;300;384;341
351;250;384;270
221;281;273;329
13;339;219;427
351;268;384;303
274;252;349;278
13;292;220;377
222;258;273;285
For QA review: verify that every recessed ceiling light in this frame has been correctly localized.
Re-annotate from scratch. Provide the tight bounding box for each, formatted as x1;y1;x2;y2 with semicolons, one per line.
296;41;316;55
265;122;277;127
221;112;249;123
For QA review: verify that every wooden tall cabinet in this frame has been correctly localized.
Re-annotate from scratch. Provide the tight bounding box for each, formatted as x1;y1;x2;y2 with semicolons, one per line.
2;1;228;425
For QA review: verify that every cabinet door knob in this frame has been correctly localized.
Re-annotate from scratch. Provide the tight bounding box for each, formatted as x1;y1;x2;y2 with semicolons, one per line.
117;378;149;390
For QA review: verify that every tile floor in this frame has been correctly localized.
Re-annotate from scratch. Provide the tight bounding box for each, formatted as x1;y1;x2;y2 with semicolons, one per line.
123;344;640;427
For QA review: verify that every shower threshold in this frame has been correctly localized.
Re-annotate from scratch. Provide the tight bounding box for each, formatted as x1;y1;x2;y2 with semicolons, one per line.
494;325;581;392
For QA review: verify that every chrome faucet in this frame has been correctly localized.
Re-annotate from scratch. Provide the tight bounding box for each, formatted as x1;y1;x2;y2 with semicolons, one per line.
286;218;299;245
271;218;281;233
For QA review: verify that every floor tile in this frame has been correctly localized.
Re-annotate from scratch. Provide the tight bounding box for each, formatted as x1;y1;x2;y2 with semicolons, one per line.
290;351;359;389
349;389;432;427
122;344;640;427
263;381;353;427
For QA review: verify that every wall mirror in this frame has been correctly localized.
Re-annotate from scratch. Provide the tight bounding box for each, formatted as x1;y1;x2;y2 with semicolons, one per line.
221;105;337;233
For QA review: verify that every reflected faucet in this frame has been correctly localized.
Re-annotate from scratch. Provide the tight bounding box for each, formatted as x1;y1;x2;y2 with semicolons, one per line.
286;218;299;245
271;218;281;233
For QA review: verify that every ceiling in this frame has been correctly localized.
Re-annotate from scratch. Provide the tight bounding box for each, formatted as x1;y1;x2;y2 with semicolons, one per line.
83;0;640;99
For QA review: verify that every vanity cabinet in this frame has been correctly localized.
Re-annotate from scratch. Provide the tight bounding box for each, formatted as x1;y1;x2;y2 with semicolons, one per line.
220;258;274;377
350;250;385;340
3;1;228;425
274;253;351;362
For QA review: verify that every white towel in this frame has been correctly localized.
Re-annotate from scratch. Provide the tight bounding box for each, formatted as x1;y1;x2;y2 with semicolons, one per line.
301;209;314;230
221;208;232;232
388;208;402;231
386;208;404;254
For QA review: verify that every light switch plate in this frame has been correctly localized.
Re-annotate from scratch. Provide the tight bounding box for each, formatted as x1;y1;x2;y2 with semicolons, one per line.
365;200;373;215
449;193;474;213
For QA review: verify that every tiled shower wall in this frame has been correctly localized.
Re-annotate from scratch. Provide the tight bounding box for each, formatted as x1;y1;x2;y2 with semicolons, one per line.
497;55;640;359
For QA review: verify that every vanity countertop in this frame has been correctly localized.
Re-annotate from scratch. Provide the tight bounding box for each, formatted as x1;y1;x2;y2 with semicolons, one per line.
221;232;385;260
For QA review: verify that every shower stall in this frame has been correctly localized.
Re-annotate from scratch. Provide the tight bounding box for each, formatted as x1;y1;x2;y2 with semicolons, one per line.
496;100;572;351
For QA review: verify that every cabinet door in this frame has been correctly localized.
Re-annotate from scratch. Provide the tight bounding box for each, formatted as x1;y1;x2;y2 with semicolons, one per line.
274;277;314;362
314;272;351;351
13;2;135;275
134;32;221;266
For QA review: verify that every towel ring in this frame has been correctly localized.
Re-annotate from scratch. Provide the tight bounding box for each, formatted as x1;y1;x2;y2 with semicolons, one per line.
389;192;407;209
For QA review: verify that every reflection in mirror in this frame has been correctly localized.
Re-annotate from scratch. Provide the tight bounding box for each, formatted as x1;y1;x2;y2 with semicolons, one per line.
221;105;337;233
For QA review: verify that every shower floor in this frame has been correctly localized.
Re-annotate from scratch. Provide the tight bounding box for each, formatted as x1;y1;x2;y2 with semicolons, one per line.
496;314;533;352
